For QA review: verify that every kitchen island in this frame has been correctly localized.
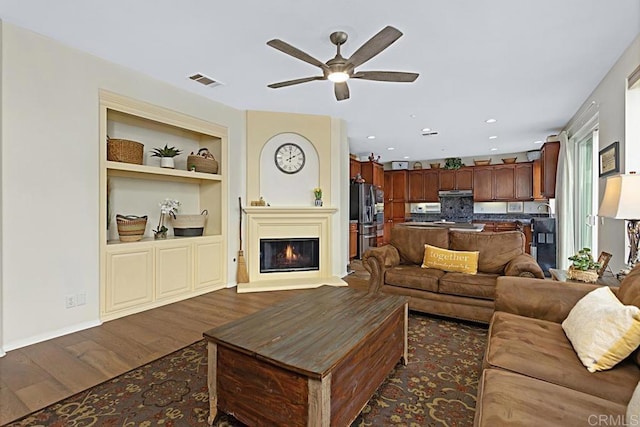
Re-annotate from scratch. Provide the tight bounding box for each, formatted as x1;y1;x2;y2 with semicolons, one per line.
397;221;485;232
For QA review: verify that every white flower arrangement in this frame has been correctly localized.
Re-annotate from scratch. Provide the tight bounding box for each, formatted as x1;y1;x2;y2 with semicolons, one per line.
154;198;180;237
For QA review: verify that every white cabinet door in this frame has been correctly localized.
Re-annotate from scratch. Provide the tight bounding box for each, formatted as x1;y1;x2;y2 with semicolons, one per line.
156;242;192;300
194;239;223;289
105;247;153;313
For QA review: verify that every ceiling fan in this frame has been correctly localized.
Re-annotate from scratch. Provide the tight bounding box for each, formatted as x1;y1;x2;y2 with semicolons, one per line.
267;26;419;101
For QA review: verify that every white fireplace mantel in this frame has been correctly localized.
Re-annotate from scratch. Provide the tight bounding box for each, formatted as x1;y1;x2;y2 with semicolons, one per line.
237;206;347;293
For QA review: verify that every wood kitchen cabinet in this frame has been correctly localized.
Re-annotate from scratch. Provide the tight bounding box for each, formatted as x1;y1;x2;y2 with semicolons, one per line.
408;169;439;202
532;159;544;200
439;168;473;191
540;141;560;199
473;163;533;201
361;161;384;187
383;170;408;243
349;157;361;180
349;222;358;259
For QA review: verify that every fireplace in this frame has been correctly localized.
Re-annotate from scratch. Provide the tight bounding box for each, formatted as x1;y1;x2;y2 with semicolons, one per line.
238;206;346;293
260;238;320;273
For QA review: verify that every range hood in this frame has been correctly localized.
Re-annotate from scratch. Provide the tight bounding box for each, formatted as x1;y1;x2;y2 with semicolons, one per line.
438;190;473;197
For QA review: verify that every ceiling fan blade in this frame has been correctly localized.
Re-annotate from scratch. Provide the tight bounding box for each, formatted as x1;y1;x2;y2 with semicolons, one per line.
334;82;350;101
268;76;325;89
346;26;403;69
267;39;329;71
351;71;419;82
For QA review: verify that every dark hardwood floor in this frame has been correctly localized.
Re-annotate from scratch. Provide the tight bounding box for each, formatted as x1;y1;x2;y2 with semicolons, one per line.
0;262;369;425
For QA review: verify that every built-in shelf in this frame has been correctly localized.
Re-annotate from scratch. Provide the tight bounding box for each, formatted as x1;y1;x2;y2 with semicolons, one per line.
106;234;222;246
106;161;222;183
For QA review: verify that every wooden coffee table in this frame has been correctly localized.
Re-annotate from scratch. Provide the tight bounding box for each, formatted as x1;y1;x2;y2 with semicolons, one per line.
203;286;408;426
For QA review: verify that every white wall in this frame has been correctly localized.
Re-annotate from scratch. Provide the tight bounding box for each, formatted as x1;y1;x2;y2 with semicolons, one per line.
564;33;640;273
0;22;245;352
0;20;4;357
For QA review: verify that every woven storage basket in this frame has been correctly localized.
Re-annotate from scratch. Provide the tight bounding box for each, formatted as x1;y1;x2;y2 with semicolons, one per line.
172;210;208;236
107;139;144;164
567;266;599;283
187;155;218;174
116;215;147;242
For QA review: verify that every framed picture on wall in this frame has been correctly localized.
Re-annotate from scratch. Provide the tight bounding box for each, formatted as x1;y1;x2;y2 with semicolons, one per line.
599;141;620;177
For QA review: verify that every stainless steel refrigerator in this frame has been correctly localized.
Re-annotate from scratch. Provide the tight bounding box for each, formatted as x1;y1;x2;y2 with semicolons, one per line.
350;182;376;259
531;217;557;277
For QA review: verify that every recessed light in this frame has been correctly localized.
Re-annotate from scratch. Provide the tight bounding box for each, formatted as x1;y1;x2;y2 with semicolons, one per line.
489;135;498;140
533;140;544;144
422;128;431;132
409;114;416;118
485;118;497;124
403;156;410;159
490;147;498;151
367;135;376;140
387;147;395;151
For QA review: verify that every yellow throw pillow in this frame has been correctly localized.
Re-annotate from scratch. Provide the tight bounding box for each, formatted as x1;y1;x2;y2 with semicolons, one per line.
562;286;640;372
421;244;479;274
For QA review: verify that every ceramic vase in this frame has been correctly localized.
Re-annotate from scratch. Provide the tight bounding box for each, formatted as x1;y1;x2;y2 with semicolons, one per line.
160;157;175;169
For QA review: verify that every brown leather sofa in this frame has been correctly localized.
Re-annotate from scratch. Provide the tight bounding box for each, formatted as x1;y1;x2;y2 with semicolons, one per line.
363;226;544;323
475;264;640;426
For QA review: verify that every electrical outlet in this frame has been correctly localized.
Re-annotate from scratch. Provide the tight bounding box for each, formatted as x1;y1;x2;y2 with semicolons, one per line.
65;295;77;308
77;292;86;306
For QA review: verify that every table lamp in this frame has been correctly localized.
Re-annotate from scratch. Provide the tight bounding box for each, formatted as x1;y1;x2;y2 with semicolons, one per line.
598;173;640;270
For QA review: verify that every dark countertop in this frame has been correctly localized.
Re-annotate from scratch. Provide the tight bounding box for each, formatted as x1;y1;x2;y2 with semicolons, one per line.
407;213;549;225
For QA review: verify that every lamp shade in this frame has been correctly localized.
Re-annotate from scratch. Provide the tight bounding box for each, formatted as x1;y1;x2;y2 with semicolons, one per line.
598;174;640;219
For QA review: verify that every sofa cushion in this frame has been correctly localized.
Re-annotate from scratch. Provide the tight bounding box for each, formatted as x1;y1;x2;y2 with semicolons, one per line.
475;368;627;427
439;272;499;299
562;286;640;372
617;263;640;307
485;311;640;404
628;380;640;424
390;226;449;265
421;244;479;274
449;231;524;274
385;265;443;292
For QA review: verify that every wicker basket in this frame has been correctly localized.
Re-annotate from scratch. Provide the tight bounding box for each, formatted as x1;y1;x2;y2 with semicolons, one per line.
187;155;218;174
116;215;147;242
567;266;599;283
107;139;144;164
172;210;208;236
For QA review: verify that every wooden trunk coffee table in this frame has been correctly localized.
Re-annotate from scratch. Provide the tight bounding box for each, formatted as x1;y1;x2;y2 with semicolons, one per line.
203;286;408;426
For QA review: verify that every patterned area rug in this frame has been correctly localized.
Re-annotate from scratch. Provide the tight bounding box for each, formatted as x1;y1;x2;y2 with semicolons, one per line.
4;314;487;427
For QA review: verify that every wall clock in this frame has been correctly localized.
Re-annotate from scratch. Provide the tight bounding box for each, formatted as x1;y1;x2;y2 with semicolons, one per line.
274;143;305;174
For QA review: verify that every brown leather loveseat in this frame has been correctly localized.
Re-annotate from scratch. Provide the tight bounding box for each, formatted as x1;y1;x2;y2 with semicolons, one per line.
363;226;544;323
475;264;640;426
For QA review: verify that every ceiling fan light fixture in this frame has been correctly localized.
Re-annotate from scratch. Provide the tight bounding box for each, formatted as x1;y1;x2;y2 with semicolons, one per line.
328;71;350;83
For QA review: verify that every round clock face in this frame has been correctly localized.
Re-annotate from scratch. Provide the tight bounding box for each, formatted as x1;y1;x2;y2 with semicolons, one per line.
274;143;306;174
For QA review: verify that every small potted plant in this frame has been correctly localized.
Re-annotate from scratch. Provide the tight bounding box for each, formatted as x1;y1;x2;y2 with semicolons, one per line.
567;247;601;282
151;144;182;169
313;187;323;207
154;198;180;239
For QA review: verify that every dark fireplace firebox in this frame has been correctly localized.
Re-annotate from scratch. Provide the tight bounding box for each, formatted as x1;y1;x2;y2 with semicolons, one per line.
260;238;320;273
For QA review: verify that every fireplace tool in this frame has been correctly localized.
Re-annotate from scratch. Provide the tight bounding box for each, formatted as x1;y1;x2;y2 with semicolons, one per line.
237;197;249;283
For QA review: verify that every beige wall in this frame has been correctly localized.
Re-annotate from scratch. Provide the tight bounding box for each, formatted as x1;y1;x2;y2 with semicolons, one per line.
564;34;640;272
246;110;348;278
0;22;245;352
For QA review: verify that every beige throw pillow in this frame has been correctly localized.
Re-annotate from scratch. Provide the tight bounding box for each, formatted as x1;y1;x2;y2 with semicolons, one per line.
562;286;640;372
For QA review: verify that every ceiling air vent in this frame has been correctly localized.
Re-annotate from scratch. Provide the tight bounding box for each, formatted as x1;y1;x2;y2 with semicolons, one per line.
422;131;439;136
188;73;222;88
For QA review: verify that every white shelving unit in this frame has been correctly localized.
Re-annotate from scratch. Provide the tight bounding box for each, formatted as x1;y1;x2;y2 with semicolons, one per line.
99;90;227;321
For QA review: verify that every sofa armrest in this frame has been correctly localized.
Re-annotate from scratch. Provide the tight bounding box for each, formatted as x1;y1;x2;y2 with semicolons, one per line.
495;276;600;323
362;245;401;293
503;253;545;279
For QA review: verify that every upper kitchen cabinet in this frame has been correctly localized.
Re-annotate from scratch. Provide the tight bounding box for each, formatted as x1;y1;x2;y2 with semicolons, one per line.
439;168;473;191
408;169;440;202
360;161;384;188
349;157;361;180
473;163;533;201
540;141;560;199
